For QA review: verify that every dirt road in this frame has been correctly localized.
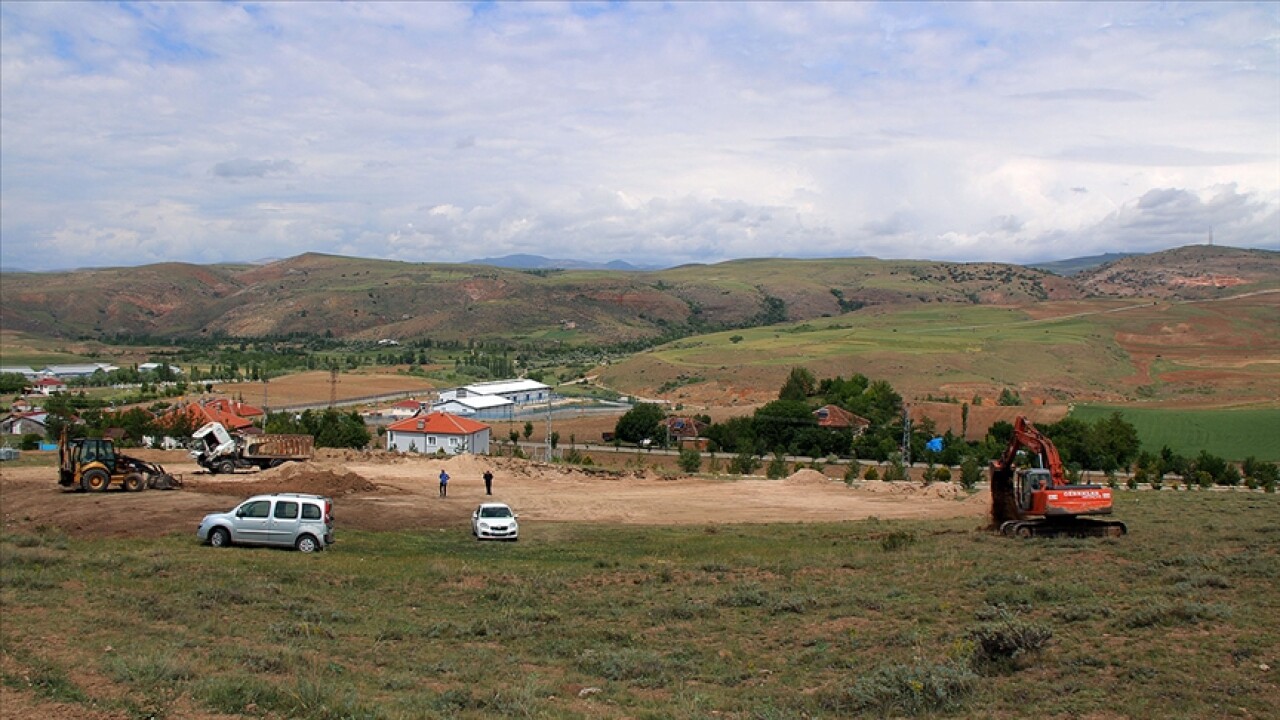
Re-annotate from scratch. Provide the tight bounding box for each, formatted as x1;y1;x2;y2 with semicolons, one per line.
1;449;988;540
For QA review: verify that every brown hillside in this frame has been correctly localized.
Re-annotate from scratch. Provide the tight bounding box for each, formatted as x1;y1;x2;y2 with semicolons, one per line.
1076;246;1280;299
2;247;1276;344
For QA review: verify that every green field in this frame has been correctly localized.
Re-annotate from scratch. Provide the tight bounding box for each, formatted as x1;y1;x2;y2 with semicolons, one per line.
1072;405;1280;462
2;492;1277;719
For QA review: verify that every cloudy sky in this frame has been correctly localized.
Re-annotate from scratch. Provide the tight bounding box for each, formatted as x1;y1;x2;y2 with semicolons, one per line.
2;2;1276;272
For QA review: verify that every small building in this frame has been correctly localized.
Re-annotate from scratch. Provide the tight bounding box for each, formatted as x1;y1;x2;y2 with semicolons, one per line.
449;378;550;406
0;366;39;380
1;411;48;436
432;393;515;420
382;399;431;421
41;363;118;378
138;362;183;375
385;412;490;455
31;377;67;396
813;405;871;436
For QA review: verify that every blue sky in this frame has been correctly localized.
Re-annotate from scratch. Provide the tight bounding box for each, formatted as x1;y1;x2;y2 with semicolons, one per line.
1;1;1276;271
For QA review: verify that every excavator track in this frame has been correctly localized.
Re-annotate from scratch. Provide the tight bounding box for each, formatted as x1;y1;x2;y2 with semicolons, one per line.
1000;518;1127;539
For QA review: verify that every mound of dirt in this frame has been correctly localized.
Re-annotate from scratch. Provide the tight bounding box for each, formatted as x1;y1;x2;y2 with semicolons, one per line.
783;469;835;486
189;462;378;497
855;480;968;500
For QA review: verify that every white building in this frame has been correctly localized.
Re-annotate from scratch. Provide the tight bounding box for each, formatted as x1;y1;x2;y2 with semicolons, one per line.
385;412;491;455
431;393;514;420
437;378;550;407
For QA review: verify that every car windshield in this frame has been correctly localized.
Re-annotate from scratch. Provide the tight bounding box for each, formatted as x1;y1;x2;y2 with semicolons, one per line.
480;506;513;518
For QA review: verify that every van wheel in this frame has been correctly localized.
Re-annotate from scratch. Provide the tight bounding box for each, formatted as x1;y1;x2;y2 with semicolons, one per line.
81;469;110;492
208;527;230;548
295;535;319;553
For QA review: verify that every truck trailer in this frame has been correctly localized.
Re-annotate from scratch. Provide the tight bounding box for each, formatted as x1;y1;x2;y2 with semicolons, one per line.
191;422;314;474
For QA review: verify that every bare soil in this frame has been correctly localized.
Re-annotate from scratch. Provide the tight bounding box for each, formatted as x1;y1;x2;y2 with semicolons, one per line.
0;449;988;540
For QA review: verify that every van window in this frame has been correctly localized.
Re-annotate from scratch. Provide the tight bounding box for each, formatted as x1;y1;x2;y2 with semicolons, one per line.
301;503;322;520
274;501;299;520
241;500;270;518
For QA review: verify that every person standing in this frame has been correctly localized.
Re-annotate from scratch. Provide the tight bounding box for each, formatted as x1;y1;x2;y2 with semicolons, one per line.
483;469;494;495
438;469;450;498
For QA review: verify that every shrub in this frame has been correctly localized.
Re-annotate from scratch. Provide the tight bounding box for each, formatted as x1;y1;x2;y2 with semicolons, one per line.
820;661;977;715
677;448;701;473
766;453;789;479
728;452;760;475
844;462;860;484
933;467;953;484
880;531;916;552
864;466;880;481
960;457;982;490
968;618;1053;666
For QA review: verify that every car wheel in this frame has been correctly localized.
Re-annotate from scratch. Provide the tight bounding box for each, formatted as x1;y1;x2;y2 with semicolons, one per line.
81;469;110;492
208;527;230;548
295;534;319;553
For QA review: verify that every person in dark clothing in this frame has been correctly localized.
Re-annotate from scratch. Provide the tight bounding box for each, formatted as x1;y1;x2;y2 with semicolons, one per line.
483;469;494;495
438;469;450;498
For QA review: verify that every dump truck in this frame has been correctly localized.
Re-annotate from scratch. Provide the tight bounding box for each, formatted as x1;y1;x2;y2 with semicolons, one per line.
58;428;181;492
191;422;314;474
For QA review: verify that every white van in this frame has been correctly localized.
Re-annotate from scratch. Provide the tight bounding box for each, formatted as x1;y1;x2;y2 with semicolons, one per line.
197;493;333;552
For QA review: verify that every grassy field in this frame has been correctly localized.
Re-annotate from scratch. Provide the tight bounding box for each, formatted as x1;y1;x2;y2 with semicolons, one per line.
1071;404;1280;462
2;491;1277;719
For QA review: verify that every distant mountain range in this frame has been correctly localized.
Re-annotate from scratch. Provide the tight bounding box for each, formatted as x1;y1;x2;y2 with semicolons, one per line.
1026;252;1137;276
465;254;664;271
1;245;1275;345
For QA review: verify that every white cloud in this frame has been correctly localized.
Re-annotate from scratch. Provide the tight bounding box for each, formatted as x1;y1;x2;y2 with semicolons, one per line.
1;2;1276;271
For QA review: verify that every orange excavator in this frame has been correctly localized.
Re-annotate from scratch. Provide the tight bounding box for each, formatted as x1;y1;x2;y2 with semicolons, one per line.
990;416;1127;538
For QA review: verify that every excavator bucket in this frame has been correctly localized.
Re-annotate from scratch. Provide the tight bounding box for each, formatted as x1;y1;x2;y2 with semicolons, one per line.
988;462;1022;531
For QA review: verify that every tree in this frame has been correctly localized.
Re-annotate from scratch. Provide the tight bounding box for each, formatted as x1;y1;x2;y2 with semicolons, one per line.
778;367;816;402
614;403;666;444
997;388;1022;406
523;421;534;442
753;399;816;454
766;452;789;479
678;448;702;473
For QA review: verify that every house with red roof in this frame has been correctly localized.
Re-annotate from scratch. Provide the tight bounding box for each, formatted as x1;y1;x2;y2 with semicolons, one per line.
386;411;490;455
158;399;255;433
30;377;67;396
202;398;265;419
813;405;871;436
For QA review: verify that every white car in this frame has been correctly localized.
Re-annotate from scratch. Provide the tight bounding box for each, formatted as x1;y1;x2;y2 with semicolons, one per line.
471;502;519;541
197;493;333;552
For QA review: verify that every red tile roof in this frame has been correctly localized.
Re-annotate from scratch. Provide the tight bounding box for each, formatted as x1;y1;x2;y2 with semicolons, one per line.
158;401;255;431
387;411;489;435
813;404;870;429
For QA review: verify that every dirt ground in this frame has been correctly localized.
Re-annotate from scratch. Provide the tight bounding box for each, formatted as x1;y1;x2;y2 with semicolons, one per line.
0;449;989;541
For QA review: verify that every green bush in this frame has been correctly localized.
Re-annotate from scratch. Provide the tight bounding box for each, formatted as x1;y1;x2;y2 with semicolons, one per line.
933;466;953;484
864;466;880;481
960;457;982;490
880;531;916;552
677;448;701;473
844;462;860;484
766;453;789;479
968;618;1053;666
820;661;977;715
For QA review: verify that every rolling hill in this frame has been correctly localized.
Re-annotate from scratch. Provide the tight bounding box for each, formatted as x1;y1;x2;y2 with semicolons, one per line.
5;246;1273;348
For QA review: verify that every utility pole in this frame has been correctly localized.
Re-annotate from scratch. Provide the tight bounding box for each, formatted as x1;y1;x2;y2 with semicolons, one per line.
329;366;338;408
545;386;552;461
901;405;912;467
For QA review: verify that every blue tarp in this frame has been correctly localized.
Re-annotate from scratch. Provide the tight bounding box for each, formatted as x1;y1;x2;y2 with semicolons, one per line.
925;437;944;453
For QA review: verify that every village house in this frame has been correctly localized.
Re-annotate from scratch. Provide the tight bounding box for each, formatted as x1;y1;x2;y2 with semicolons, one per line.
813;404;871;436
1;411;49;436
385;412;490;455
30;377;67;396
